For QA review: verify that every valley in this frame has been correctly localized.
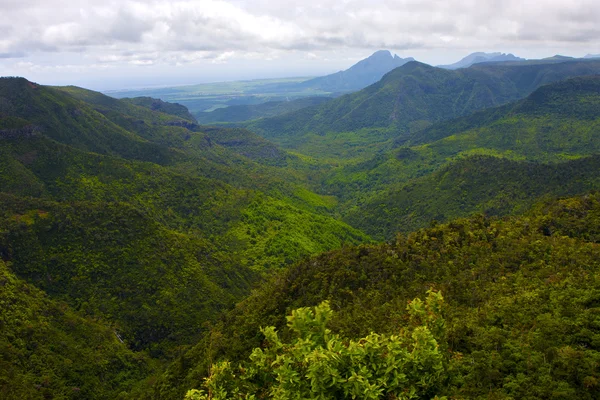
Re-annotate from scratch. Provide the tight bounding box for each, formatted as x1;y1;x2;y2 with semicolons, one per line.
2;54;600;399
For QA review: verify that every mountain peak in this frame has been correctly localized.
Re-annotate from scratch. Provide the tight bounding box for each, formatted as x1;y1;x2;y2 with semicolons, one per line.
369;49;393;59
438;52;525;70
544;54;575;60
296;50;417;92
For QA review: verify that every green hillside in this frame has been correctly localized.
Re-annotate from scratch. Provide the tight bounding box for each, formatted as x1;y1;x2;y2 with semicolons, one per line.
323;76;600;228
247;59;600;161
0;77;370;376
154;193;600;399
0;78;174;164
0;195;254;354
3;60;600;400
0;258;152;400
345;155;600;239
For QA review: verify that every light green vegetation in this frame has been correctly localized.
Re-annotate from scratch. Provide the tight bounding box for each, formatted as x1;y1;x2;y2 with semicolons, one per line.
186;292;446;400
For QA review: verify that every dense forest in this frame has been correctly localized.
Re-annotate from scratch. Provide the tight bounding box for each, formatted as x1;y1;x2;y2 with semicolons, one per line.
1;57;600;399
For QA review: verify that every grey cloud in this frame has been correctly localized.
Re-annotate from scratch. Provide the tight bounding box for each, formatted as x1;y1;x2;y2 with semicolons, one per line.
109;10;155;43
0;0;598;69
0;52;26;59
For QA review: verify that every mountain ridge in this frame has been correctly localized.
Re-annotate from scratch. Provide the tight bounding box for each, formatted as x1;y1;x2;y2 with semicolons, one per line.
246;59;600;161
438;51;526;69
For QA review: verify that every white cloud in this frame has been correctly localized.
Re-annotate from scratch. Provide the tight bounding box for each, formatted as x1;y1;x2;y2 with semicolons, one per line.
0;0;598;88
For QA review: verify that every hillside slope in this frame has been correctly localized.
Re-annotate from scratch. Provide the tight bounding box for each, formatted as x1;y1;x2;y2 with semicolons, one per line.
247;59;600;160
0;258;151;400
323;76;600;226
345;155;600;239
0;78;370;364
152;193;600;399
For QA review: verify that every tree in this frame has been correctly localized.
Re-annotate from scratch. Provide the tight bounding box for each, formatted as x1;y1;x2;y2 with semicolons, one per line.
185;290;447;399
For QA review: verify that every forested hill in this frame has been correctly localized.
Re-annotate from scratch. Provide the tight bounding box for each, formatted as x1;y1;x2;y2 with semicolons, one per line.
246;59;600;156
316;76;600;239
2;59;600;399
152;193;600;399
0;76;370;397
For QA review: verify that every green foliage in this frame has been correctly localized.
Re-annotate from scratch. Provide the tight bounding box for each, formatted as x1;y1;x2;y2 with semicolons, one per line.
186;292;446;400
155;193;600;399
0;195;254;355
0;259;151;399
346;154;600;239
247;60;600;162
225;194;369;270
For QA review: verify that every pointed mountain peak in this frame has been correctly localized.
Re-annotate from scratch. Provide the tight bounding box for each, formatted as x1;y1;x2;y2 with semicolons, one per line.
296;50;418;92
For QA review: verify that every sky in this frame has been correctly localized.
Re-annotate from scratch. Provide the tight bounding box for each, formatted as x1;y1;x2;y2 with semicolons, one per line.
0;0;598;91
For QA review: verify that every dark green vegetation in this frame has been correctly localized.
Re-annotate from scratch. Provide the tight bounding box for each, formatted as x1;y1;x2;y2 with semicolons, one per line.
0;76;368;397
247;59;600;161
194;96;331;124
317;76;600;239
0;258;151;399
3;57;600;399
156;194;600;399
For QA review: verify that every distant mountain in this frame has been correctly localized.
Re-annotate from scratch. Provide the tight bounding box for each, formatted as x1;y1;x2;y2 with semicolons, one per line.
438;52;526;69
543;54;576;61
194;96;332;124
247;59;600;160
585;54;600;59
294;50;415;92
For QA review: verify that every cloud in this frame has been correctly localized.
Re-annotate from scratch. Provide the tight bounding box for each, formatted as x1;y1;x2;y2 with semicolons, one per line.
0;0;598;75
0;51;26;59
